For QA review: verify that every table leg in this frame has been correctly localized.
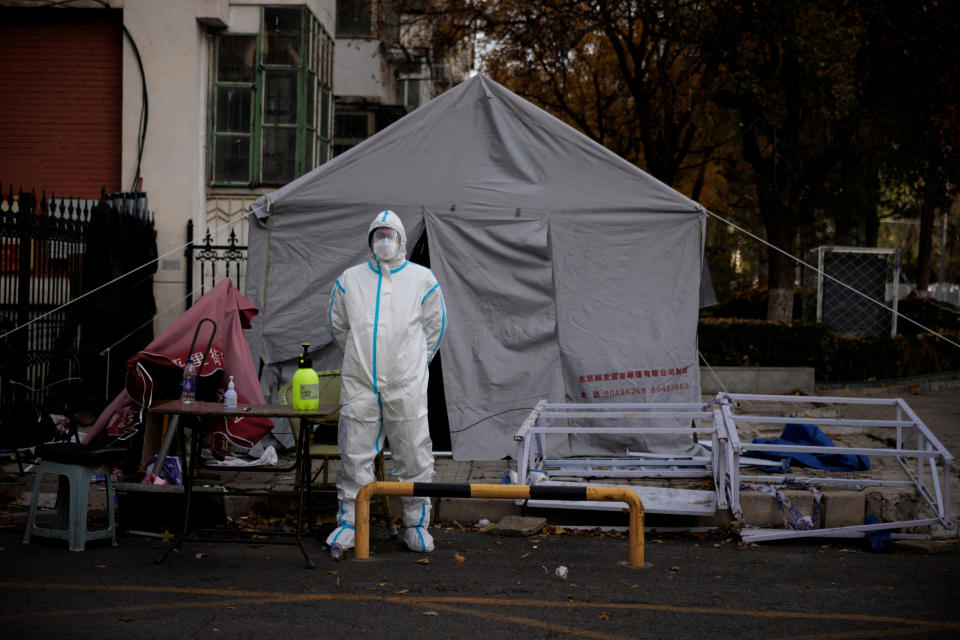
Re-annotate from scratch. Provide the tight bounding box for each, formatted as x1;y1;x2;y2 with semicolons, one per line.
156;420;199;563
296;419;316;569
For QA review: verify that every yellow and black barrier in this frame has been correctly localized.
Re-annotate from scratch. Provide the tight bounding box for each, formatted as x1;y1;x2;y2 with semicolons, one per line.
355;482;645;567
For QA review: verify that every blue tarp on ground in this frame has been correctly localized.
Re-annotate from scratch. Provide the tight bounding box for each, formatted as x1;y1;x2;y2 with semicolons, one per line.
750;422;870;473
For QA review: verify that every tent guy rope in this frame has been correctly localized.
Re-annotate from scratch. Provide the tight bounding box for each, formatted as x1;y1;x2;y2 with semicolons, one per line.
0;202;263;343
1;198;954;355
704;208;960;351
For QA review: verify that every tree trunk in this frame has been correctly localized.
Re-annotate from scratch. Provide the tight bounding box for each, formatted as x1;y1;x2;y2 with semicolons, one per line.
759;192;799;323
766;249;795;322
916;180;938;291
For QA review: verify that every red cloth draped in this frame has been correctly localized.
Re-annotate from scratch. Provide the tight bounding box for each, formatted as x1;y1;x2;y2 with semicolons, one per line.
89;279;272;454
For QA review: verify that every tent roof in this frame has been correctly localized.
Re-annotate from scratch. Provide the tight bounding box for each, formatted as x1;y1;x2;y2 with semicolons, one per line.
252;74;702;219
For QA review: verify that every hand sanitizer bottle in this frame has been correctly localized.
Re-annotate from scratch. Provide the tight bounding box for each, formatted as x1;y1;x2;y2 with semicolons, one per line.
224;375;238;409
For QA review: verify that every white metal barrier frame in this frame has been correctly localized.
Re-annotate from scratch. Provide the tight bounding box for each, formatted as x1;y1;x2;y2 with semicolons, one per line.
513;400;734;515
512;395;953;541
721;392;954;542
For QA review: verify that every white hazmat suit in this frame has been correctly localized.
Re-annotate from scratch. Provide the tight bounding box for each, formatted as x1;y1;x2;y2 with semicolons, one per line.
325;210;446;553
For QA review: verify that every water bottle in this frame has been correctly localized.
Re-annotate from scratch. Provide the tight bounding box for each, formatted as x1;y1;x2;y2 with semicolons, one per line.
181;357;197;404
224;375;238;409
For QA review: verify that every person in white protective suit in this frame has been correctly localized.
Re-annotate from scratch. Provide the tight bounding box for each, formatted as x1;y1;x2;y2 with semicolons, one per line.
325;210;446;553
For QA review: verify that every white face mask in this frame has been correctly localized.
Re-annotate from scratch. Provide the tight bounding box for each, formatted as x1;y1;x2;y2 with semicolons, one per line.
373;237;398;261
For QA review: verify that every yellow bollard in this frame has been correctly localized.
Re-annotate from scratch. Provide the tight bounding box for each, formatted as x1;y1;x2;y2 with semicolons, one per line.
354;482;644;567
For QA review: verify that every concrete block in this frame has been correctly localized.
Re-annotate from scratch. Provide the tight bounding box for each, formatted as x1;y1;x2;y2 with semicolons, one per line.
865;487;918;525
739;488;818;528
488;515;548;536
436;497;520;524
821;490;865;528
700;366;815;395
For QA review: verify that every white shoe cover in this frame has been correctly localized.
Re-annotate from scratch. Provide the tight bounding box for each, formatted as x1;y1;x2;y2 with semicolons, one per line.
326;524;355;550
403;526;434;552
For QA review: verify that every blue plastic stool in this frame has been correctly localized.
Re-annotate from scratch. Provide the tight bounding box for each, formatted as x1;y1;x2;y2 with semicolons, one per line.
23;444;128;552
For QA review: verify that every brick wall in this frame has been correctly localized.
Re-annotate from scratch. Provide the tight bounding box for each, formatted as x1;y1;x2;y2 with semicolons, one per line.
0;8;123;199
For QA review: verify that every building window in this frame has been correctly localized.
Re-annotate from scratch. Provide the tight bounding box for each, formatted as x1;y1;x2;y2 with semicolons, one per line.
336;0;372;38
333;112;373;156
211;6;333;187
336;1;398;42
396;77;424;110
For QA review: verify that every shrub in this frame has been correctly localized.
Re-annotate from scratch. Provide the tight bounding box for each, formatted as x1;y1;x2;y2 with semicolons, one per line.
697;318;960;382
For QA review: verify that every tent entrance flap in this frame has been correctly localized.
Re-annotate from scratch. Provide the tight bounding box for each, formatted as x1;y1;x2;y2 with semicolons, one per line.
425;207;565;461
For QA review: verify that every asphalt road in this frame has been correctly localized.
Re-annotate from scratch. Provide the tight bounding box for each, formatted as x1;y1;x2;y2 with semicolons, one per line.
2;525;957;639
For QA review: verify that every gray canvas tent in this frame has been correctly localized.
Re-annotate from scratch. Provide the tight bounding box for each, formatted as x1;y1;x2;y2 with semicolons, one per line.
246;74;708;461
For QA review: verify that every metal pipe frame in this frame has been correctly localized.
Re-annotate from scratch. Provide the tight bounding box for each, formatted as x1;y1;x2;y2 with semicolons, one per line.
723;393;955;534
354;482;646;567
509;394;952;541
514;401;717;486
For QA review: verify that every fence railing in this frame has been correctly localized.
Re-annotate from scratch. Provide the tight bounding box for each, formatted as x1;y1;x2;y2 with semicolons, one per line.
0;183;154;417
185;219;247;307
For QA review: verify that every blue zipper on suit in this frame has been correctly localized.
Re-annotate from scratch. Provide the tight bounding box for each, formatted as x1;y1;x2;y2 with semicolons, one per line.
372;258;383;394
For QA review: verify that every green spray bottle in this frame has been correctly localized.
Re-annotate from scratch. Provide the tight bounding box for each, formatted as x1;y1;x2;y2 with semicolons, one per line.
291;343;320;411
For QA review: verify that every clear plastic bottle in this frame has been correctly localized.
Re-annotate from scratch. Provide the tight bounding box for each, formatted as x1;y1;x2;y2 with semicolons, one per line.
181;357;197;404
224;375;238;409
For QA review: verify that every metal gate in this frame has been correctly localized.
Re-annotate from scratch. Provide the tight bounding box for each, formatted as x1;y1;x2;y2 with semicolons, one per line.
0;185;154;414
185;219;247;307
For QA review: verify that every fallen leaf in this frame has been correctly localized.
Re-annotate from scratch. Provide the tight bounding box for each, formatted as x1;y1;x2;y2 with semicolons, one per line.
598;612;611;620
379;582;390;586
415;558;430;564
161;530;173;543
395;589;409;594
670;566;680;571
454;552;465;567
630;584;639;590
531;539;540;543
423;611;439;616
96;564;107;569
520;552;530;559
328;570;339;575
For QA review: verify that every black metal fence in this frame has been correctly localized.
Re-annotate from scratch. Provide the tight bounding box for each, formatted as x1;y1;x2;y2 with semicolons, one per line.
185;219;247;306
0;184;155;428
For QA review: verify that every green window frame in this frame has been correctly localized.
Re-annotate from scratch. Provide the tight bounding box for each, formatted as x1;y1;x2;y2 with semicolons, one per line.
211;5;333;187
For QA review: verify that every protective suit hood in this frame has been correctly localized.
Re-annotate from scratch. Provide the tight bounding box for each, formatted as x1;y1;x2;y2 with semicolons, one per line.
367;210;407;269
